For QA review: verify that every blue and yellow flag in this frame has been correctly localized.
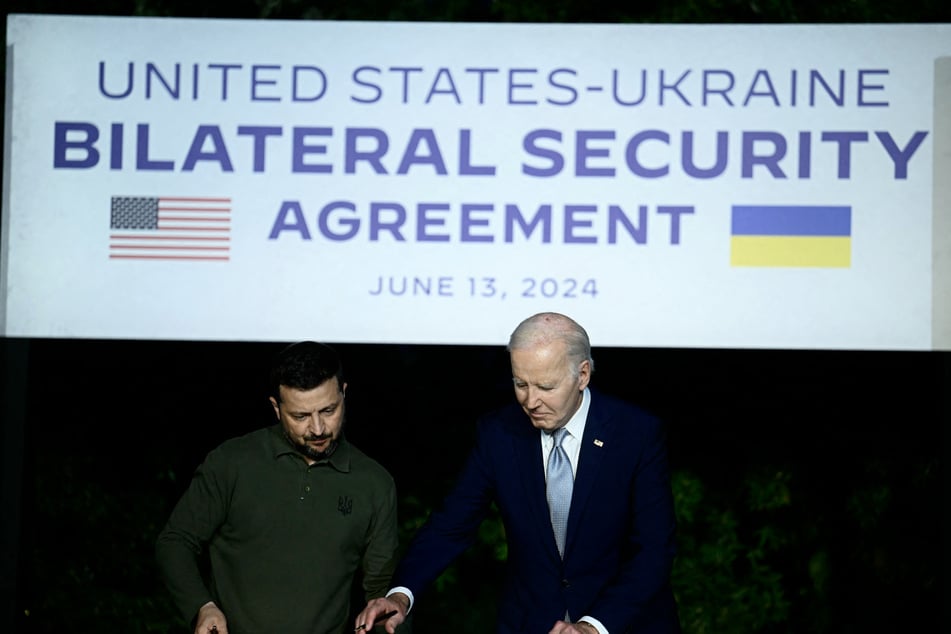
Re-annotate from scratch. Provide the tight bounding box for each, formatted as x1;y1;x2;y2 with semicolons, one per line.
730;205;851;267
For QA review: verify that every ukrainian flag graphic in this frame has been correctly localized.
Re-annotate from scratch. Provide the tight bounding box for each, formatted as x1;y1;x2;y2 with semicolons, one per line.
730;205;852;268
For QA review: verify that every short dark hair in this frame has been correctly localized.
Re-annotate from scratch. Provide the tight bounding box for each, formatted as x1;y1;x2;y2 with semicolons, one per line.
269;341;344;402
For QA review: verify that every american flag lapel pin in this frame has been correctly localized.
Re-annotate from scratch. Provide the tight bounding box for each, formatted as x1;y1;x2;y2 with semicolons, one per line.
593;439;604;447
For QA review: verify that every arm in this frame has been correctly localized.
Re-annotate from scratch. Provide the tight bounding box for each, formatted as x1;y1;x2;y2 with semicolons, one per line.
155;449;231;630
360;474;400;601
388;419;497;596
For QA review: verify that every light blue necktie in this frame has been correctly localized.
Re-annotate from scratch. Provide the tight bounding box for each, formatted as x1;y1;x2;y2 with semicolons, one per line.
546;427;573;557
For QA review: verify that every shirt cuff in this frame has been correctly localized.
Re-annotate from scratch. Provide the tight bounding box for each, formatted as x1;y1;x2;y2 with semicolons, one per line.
386;587;415;613
579;615;608;634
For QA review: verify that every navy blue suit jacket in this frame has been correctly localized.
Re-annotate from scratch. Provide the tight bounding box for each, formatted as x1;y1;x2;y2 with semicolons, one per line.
393;389;680;633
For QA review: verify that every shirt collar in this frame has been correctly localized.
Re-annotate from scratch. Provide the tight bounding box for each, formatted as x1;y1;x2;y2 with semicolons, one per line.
564;387;591;440
545;387;591;442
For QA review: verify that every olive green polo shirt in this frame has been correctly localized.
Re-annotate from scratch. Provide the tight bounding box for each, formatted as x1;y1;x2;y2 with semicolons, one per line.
156;425;398;634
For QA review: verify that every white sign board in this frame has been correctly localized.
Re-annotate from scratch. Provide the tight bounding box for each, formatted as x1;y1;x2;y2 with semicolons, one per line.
2;15;949;349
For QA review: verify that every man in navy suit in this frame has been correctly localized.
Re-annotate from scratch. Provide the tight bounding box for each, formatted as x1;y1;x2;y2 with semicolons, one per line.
355;312;680;634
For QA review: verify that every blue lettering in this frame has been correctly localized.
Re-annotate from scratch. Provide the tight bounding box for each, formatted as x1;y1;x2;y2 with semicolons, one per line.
426;68;461;104
251;64;281;102
319;201;360;240
657;205;694;244
743;70;780;106
659;69;691;106
292;66;328;102
702;70;735;106
182;125;233;171
576;131;615;177
292;127;333;173
821;131;868;178
742;131;787;178
858;70;889;107
564;205;597;243
369;202;407;241
136;124;174;171
53;122;99;168
99;62;133;99
625;130;669;178
391;67;423;104
875;131;928;179
146;62;180;99
346;128;389;174
508;68;538;105
459;129;495;176
461;204;494;242
505;203;552;243
607;205;647;244
522;130;564;177
810;70;845;106
269;201;312;240
416;203;451;242
682;131;728;178
208;64;241;100
464;68;499;104
351;66;383;104
397;129;447;175
611;69;647;106
548;69;578;106
237;126;282;172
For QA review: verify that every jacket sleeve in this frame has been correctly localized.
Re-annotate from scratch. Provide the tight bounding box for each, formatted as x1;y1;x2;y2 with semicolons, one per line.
390;420;496;597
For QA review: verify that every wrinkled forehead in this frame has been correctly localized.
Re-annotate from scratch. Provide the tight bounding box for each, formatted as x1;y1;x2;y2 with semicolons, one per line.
277;381;344;409
510;341;572;379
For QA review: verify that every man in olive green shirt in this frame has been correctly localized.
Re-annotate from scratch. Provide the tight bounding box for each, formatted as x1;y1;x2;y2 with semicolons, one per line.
156;342;398;634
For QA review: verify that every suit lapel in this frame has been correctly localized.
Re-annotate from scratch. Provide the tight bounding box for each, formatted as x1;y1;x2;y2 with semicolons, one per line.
564;394;612;557
513;418;561;559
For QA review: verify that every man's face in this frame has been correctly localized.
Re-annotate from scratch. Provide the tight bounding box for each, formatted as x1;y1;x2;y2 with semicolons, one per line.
270;379;347;462
510;340;590;432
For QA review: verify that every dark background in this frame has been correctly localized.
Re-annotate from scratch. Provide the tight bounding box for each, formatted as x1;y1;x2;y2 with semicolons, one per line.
2;1;950;633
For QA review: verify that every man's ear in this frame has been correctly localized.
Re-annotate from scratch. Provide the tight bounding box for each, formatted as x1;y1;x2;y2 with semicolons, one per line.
269;396;280;420
578;360;592;390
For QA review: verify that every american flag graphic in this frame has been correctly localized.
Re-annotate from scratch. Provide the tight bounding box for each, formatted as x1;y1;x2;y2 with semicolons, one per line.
109;196;231;261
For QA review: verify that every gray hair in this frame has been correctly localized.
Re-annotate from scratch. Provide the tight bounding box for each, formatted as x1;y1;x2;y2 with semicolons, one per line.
507;312;594;377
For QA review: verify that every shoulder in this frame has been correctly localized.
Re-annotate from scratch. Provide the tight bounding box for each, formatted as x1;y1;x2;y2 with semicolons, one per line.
216;425;274;453
590;389;663;436
204;426;275;467
345;442;397;490
475;401;531;438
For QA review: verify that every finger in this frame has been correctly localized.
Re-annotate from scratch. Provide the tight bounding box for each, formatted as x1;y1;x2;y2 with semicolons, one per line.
364;608;399;632
385;613;405;634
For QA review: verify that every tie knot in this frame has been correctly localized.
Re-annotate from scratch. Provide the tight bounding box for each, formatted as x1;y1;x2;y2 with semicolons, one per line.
552;427;568;448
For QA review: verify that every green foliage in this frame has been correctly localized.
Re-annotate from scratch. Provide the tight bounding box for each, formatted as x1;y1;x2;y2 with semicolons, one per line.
397;495;507;633
671;469;793;634
17;449;941;633
20;454;180;633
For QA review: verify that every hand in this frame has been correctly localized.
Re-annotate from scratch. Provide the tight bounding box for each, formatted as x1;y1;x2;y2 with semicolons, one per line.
548;620;599;634
194;602;227;634
354;594;408;634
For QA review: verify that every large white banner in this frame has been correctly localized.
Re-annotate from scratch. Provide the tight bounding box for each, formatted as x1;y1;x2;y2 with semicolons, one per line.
2;15;949;349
